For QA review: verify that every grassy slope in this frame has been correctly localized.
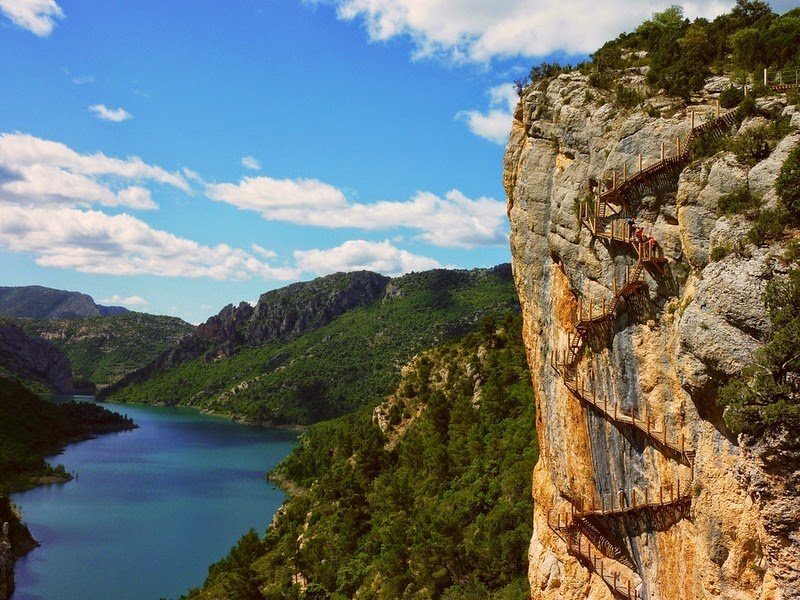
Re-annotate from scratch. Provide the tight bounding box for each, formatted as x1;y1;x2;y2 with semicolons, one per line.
185;313;537;600
19;313;194;386
108;268;519;426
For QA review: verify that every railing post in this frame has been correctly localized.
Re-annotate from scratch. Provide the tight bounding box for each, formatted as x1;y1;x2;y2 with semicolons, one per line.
613;170;617;190
677;136;681;157
632;488;637;508
660;142;665;161
764;67;768;86
678;477;681;498
659;485;663;504
681;433;685;455
644;487;649;506
716;99;720;118
691;110;695;129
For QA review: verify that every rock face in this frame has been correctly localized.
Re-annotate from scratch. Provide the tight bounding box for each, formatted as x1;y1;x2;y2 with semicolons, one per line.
0;286;128;320
0;320;73;392
99;271;390;398
504;72;799;599
0;521;10;600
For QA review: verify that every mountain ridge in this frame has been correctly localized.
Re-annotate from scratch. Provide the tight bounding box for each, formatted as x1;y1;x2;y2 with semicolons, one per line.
100;264;519;426
0;286;128;320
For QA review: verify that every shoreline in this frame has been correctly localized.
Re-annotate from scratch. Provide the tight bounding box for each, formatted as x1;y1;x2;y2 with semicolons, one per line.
3;416;137;600
101;398;309;432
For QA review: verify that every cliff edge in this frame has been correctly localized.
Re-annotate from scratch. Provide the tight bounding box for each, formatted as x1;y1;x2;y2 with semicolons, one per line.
505;71;799;599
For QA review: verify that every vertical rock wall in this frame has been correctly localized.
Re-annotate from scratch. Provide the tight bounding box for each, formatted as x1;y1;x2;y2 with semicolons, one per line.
504;72;799;599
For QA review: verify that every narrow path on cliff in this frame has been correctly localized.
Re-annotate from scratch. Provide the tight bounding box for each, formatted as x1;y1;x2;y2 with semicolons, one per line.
547;97;747;600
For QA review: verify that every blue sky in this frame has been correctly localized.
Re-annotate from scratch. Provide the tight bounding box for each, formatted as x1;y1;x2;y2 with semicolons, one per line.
0;0;787;322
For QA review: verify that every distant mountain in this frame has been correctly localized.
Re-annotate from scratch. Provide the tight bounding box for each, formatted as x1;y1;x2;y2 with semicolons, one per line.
0;286;129;320
0;319;73;393
19;313;195;388
101;265;520;426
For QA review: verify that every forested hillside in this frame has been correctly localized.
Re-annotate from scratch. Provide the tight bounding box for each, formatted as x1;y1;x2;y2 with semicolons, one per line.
19;313;194;388
184;313;537;600
105;266;519;426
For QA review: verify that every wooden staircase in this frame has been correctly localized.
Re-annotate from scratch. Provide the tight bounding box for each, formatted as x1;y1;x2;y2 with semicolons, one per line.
545;101;743;598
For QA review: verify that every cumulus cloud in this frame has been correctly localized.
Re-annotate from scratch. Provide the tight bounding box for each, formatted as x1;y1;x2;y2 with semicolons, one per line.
0;132;189;210
0;0;62;36
206;177;507;248
0;204;298;281
89;104;133;123
72;74;94;85
241;156;261;171
324;0;733;62
294;239;441;276
101;294;149;307
456;83;517;145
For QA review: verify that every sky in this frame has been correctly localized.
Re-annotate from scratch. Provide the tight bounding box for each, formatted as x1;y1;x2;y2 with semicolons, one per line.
0;0;790;322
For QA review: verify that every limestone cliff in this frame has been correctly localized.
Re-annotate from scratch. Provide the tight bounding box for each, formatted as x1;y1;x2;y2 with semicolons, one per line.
504;72;799;599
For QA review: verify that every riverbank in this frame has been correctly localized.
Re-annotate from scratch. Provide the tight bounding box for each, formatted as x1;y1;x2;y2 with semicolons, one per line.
0;379;137;600
11;402;296;600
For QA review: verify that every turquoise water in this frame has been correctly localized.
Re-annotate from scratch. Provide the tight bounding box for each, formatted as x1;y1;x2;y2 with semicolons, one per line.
11;399;297;600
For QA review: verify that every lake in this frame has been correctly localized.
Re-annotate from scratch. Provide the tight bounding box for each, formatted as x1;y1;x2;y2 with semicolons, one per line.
11;399;298;600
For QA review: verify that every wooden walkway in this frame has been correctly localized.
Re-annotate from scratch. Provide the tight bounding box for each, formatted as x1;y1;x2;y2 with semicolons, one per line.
546;101;743;597
550;361;696;467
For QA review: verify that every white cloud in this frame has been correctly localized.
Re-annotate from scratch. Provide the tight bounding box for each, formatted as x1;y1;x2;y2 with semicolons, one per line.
0;0;62;36
294;239;441;276
251;243;278;259
0;204;298;281
206;177;507;248
241;156;261;171
101;294;149;307
89;104;133;123
72;74;94;85
0;132;190;211
0;133;188;189
324;0;733;63
456;83;517;145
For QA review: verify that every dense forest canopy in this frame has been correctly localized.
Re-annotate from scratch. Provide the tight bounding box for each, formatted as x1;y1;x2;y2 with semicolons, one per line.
519;1;800;99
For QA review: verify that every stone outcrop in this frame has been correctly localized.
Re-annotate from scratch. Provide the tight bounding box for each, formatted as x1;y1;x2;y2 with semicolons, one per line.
0;320;73;392
0;521;10;600
505;72;799;599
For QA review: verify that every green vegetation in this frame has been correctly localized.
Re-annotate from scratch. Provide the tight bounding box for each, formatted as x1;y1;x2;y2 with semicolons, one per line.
746;207;787;245
109;268;519;426
717;185;761;216
0;377;135;493
718;269;800;434
184;314;537;600
19;313;194;386
728;116;793;165
776;143;800;222
581;2;800;99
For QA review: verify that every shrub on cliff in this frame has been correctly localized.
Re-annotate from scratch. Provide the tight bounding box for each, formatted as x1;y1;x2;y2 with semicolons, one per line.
718;269;800;435
776;143;800;223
